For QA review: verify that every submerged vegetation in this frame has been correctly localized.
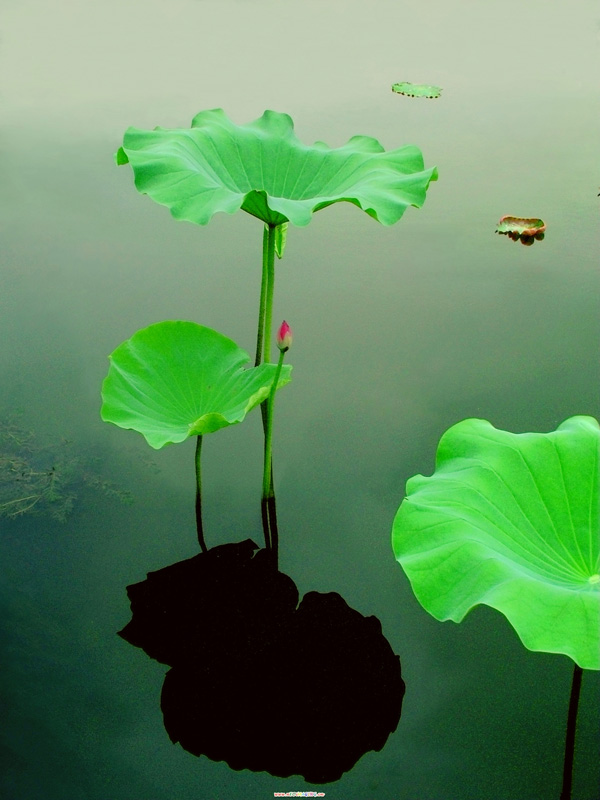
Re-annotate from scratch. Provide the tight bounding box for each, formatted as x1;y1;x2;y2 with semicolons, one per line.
0;416;133;522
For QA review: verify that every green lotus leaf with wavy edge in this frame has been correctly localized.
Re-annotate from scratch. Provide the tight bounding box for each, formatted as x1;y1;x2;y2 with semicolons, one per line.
392;416;600;670
116;109;438;228
101;321;292;450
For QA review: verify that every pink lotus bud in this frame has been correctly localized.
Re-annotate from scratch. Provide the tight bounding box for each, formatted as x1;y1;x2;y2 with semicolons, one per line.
276;320;292;352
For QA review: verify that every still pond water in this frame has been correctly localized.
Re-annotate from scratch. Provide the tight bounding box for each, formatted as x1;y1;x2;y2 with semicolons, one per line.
1;1;599;798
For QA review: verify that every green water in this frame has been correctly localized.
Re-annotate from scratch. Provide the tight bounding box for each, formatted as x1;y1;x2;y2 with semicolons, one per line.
1;1;599;798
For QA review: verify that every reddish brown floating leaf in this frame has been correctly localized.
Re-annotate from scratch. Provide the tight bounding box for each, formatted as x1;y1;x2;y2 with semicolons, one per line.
496;216;546;246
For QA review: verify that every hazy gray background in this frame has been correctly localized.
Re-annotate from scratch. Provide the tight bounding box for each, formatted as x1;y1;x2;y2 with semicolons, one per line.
1;1;599;798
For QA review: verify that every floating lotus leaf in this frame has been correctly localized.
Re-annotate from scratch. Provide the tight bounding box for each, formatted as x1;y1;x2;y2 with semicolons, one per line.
116;109;438;227
392;82;442;99
392;417;600;670
496;215;546;246
101;322;291;449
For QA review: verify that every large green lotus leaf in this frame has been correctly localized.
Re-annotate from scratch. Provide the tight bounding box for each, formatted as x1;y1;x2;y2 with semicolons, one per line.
116;109;438;227
101;321;291;449
392;417;600;669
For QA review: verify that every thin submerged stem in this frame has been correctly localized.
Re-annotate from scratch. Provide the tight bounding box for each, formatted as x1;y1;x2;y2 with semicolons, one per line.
560;663;583;800
262;350;285;499
260;495;271;552
266;493;279;565
195;435;207;553
261;346;286;566
259;462;279;562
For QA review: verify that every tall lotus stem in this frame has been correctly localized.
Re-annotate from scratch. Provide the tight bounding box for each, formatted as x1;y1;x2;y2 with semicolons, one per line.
560;663;583;800
254;223;276;367
254;225;268;367
261;321;292;563
263;225;276;364
195;435;207;553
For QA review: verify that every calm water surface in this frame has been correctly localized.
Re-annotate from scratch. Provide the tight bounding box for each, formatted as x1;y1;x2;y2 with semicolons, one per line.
1;1;599;798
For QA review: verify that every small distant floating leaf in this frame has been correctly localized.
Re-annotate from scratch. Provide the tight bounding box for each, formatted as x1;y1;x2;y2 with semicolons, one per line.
392;82;442;99
495;215;546;246
496;215;545;236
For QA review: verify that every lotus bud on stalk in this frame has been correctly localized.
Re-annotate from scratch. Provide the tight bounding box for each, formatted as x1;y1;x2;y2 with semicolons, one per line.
276;320;292;353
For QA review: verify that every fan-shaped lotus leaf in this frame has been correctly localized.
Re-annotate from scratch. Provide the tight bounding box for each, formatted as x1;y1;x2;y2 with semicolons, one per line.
101;322;291;449
116;109;438;227
392;417;600;669
392;82;442;99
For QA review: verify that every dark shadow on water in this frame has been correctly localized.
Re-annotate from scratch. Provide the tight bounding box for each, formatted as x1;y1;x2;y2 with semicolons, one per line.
119;539;404;784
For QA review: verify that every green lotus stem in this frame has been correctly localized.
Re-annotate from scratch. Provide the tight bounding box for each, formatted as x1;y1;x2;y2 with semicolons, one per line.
263;223;276;365
259;439;275;555
195;435;207;553
260;494;271;552
266;493;279;565
254;223;276;367
560;663;583;800
254;225;270;367
256;224;278;555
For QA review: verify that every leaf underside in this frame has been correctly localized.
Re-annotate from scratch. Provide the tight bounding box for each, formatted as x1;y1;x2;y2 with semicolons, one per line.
116;108;438;227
